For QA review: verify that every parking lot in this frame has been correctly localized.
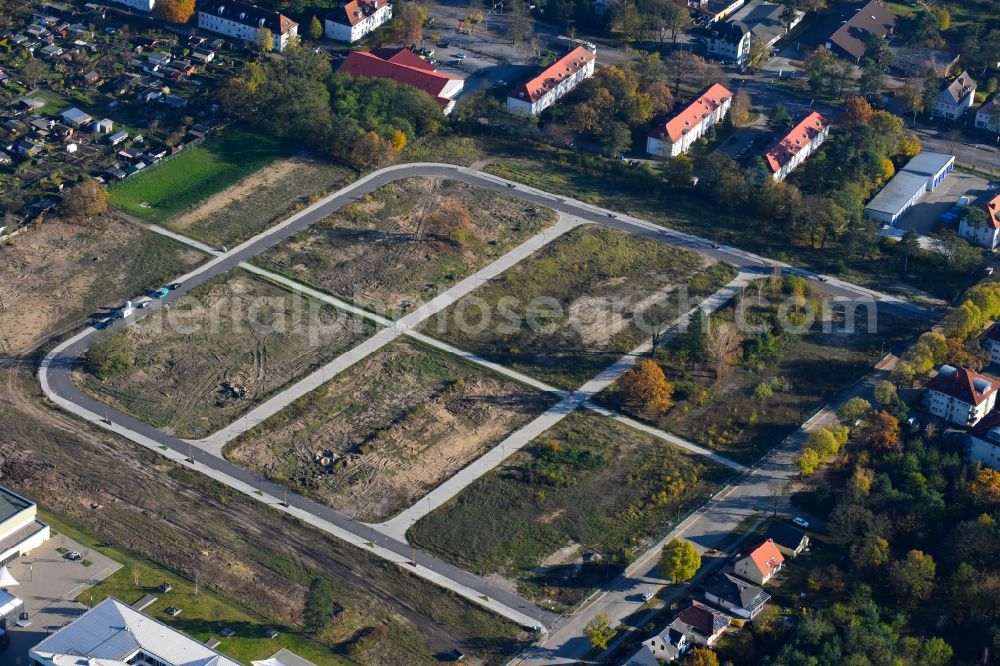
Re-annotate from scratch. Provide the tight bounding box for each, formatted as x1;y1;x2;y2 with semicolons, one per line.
4;533;121;663
894;171;995;235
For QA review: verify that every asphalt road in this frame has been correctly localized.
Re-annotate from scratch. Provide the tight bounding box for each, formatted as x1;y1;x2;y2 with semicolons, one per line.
39;162;932;638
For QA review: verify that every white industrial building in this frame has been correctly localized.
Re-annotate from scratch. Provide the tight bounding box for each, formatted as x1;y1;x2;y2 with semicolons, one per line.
30;597;243;666
325;0;392;42
0;486;49;568
924;364;1000;427
864;151;955;224
197;1;299;52
507;46;595;116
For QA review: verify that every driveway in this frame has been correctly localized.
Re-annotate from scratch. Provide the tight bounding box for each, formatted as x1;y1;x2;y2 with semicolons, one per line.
893;171;994;235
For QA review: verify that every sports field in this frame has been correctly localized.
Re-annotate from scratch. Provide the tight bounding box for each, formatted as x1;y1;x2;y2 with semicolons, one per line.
108;129;293;222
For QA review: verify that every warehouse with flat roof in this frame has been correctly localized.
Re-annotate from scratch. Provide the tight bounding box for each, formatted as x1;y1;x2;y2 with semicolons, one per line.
864;151;955;225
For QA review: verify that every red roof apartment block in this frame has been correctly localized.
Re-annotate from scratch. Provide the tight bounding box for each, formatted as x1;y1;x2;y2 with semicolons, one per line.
507;46;596;116
764;112;828;180
652;83;733;143
336;0;390;26
646;83;733;158
339;48;463;114
512;46;595;105
925;365;1000;406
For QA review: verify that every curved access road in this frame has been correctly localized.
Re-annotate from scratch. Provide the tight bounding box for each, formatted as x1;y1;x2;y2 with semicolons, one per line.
39;162;933;634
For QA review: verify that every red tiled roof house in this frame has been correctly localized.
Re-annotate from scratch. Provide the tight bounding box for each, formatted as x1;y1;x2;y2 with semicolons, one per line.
325;0;392;43
924;364;1000;426
339;48;464;114
764;112;828;182
958;193;1000;250
646;83;733;158
734;538;784;585
507;47;596;116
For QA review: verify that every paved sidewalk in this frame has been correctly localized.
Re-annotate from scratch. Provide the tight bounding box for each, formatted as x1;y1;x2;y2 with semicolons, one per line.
374;272;753;542
44;161;930;639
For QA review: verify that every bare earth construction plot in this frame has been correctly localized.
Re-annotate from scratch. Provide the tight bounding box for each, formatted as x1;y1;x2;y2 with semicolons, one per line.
0;219;204;354
408;410;732;609
254;177;557;317
225;339;558;521
422;225;737;389
77;271;374;439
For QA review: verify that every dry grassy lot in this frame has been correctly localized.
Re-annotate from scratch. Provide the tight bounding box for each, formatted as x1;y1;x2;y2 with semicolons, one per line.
254;177;557;317
78;271;374;439
226;339;557;521
408;410;731;609
423;225;736;389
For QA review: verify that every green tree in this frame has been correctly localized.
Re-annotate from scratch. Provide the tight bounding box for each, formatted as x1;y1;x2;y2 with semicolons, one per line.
837;397;871;426
920;637;953;666
873;380;896;406
888;549;936;606
88;333;132;378
658;538;700;583
255;26;274;53
799;448;820;477
308;15;323;40
768;104;791;131
667;154;694;188
583;612;616;650
303;577;338;633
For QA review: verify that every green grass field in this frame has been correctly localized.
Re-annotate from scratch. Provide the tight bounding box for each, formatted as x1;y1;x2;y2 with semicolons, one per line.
42;511;356;666
109;129;294;222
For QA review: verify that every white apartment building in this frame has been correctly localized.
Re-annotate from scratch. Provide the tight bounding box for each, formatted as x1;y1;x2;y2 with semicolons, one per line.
325;0;392;43
976;97;999;135
958;194;1000;249
981;323;1000;366
932;70;976;120
197;1;298;52
924;364;1000;426
111;0;155;11
507;46;595;116
967;412;1000;470
646;83;733;157
706;20;750;65
764;111;828;181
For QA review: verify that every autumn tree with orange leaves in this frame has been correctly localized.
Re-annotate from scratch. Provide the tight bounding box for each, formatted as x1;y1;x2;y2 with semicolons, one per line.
619;359;674;414
865;410;900;452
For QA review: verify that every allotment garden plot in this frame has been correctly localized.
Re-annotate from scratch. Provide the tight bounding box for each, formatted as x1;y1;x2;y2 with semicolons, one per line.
77;271;374;439
407;410;732;609
254;177;557;318
225;339;557;522
422;224;736;389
